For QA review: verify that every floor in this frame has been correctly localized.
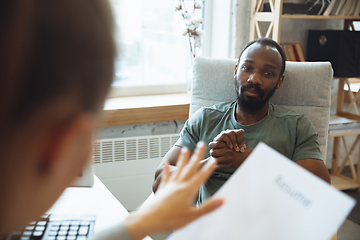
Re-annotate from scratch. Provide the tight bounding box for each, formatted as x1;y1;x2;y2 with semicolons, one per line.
338;219;360;240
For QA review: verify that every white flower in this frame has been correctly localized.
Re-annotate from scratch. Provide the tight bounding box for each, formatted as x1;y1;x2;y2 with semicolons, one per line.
194;18;203;25
175;4;182;11
194;35;202;48
188;22;199;31
187;18;202;31
194;1;203;9
182;12;192;20
194;29;204;36
182;29;189;36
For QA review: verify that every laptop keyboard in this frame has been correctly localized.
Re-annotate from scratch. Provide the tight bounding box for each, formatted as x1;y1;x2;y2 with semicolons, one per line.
0;214;95;240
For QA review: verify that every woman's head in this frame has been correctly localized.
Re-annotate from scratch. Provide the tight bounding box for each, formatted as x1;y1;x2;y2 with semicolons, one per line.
0;0;116;232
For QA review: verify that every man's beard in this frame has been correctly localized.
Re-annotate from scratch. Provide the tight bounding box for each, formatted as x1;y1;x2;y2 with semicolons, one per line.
235;79;277;114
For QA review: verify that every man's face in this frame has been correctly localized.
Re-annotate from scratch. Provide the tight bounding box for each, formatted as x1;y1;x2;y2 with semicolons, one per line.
234;43;284;114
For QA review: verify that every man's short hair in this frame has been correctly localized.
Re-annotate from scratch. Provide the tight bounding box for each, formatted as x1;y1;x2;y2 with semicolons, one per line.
237;38;286;76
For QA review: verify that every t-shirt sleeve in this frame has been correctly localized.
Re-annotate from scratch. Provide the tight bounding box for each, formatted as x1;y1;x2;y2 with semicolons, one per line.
175;108;204;152
292;115;323;161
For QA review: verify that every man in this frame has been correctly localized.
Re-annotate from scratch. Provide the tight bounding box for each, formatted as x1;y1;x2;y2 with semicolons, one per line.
153;38;330;204
0;1;224;240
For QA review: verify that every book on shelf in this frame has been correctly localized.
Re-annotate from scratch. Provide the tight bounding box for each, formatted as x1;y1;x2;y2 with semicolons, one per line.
281;43;305;62
325;0;360;16
293;43;305;62
339;0;354;16
263;0;360;17
323;0;338;16
281;44;296;62
354;0;360;16
348;0;357;16
334;0;347;15
329;0;341;15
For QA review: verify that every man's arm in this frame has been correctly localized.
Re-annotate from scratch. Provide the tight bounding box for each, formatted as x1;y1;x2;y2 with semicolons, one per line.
295;158;330;183
209;130;331;183
292;115;330;183
153;146;184;193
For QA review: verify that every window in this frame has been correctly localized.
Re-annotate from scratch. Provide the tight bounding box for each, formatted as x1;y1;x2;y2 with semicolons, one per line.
109;0;204;97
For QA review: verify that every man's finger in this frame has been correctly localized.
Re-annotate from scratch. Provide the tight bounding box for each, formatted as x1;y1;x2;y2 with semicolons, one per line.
209;141;227;149
209;148;225;158
213;155;229;165
220;134;233;149
214;131;233;149
234;129;245;151
212;156;230;169
227;131;238;150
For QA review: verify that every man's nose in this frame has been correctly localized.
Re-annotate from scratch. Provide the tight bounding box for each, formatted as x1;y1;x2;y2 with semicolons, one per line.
247;73;262;85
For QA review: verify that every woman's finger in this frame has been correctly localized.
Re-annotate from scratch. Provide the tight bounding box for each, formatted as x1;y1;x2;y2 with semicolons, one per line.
171;147;190;180
179;142;206;180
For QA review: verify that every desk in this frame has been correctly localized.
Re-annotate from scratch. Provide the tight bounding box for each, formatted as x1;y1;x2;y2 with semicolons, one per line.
48;176;151;239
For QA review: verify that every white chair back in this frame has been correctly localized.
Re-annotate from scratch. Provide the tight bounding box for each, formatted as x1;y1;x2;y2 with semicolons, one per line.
191;56;333;161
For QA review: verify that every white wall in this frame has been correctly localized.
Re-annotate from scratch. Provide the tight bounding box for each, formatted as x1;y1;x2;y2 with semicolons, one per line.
203;0;236;58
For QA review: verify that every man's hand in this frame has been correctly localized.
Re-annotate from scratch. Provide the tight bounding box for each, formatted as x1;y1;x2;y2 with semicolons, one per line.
209;129;251;170
213;129;246;152
125;142;225;240
209;143;251;170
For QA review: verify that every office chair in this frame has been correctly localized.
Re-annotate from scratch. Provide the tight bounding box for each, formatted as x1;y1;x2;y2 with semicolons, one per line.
142;57;333;240
191;56;333;161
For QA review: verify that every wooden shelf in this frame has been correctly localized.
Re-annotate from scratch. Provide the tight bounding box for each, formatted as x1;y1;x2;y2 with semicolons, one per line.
331;174;360;190
250;0;360;42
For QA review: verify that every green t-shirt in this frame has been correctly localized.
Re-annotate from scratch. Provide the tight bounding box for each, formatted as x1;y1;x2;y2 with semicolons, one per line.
175;101;322;203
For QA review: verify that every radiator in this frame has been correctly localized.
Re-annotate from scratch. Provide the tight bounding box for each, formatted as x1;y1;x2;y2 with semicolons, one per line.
93;133;180;211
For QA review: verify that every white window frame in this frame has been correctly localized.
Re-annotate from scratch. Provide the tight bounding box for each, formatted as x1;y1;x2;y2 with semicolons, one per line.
108;83;187;98
109;0;234;98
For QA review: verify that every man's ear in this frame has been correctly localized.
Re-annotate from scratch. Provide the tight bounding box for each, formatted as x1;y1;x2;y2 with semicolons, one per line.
39;113;96;181
276;75;285;89
234;64;238;77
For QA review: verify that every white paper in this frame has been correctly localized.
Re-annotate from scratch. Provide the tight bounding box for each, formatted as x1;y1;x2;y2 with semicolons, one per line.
169;142;356;240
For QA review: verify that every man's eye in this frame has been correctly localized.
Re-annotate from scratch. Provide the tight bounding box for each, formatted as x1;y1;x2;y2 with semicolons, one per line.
264;72;274;77
242;66;250;70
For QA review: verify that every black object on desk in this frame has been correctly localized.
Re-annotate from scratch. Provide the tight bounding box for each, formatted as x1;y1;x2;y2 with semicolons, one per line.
0;214;95;240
